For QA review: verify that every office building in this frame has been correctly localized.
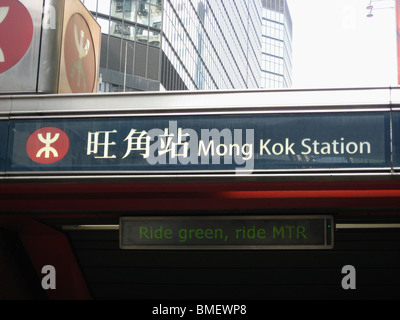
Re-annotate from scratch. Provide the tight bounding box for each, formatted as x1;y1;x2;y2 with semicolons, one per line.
81;0;292;92
81;0;162;91
81;0;262;91
261;0;293;88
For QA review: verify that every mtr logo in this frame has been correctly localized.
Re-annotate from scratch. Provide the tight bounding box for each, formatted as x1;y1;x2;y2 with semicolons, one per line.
0;0;33;73
26;127;70;164
64;13;96;93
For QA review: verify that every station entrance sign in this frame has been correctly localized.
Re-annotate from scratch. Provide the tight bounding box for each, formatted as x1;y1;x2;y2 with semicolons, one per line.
5;111;391;175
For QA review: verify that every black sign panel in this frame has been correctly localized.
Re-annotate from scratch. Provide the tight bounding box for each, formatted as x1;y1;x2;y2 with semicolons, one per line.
392;111;400;169
119;216;334;250
6;111;390;174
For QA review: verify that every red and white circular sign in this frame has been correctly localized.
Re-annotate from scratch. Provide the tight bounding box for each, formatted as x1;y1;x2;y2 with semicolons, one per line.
64;13;96;93
26;127;70;164
0;0;33;74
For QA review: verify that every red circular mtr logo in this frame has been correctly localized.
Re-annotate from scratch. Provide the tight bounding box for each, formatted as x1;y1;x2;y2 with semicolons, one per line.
64;13;96;93
26;127;70;164
0;0;33;74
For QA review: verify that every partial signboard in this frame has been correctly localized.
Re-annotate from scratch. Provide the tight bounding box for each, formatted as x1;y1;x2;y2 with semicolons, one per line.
58;0;100;94
0;0;100;94
0;1;33;73
0;0;41;93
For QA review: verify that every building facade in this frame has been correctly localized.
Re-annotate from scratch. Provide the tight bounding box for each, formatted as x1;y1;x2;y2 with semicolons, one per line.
81;0;291;92
81;0;163;92
261;0;293;88
161;0;262;90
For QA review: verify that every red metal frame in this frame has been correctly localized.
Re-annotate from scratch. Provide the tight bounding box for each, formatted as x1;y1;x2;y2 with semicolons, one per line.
0;179;399;213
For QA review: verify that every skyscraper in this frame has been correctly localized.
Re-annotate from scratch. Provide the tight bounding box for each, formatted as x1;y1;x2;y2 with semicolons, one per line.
161;0;262;90
81;0;291;92
261;0;293;88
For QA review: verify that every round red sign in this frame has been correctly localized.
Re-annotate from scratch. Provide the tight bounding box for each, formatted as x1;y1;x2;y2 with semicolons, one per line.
0;0;33;74
64;13;96;93
26;127;70;164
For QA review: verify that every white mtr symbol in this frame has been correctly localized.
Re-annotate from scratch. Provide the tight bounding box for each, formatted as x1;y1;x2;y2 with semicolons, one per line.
36;132;60;159
0;7;9;63
71;24;90;91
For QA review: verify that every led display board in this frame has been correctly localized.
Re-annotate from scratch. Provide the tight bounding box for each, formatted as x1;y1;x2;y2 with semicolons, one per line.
119;216;334;250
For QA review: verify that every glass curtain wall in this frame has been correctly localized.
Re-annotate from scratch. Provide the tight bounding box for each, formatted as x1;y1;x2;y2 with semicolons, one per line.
82;0;163;92
83;0;162;45
261;0;293;88
162;0;262;90
82;0;271;92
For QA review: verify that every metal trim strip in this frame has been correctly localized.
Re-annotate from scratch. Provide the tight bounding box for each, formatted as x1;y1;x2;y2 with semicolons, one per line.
2;86;395;116
7;107;392;120
336;224;400;229
3;168;392;175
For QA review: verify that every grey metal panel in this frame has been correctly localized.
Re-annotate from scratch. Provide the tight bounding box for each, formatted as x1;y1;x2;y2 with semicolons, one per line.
99;34;108;69
147;45;160;81
6;87;394;116
107;36;122;72
390;86;400;107
37;0;65;93
0;0;44;93
100;68;160;91
0;96;11;116
134;42;147;78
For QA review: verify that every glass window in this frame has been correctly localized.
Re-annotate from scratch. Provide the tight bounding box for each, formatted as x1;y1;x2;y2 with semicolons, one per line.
136;27;149;44
149;29;161;47
137;1;150;26
82;0;97;12
97;17;110;34
124;25;136;41
98;0;111;15
117;0;131;13
124;0;137;22
111;0;136;21
149;0;162;5
111;21;132;38
149;4;162;29
111;0;123;19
